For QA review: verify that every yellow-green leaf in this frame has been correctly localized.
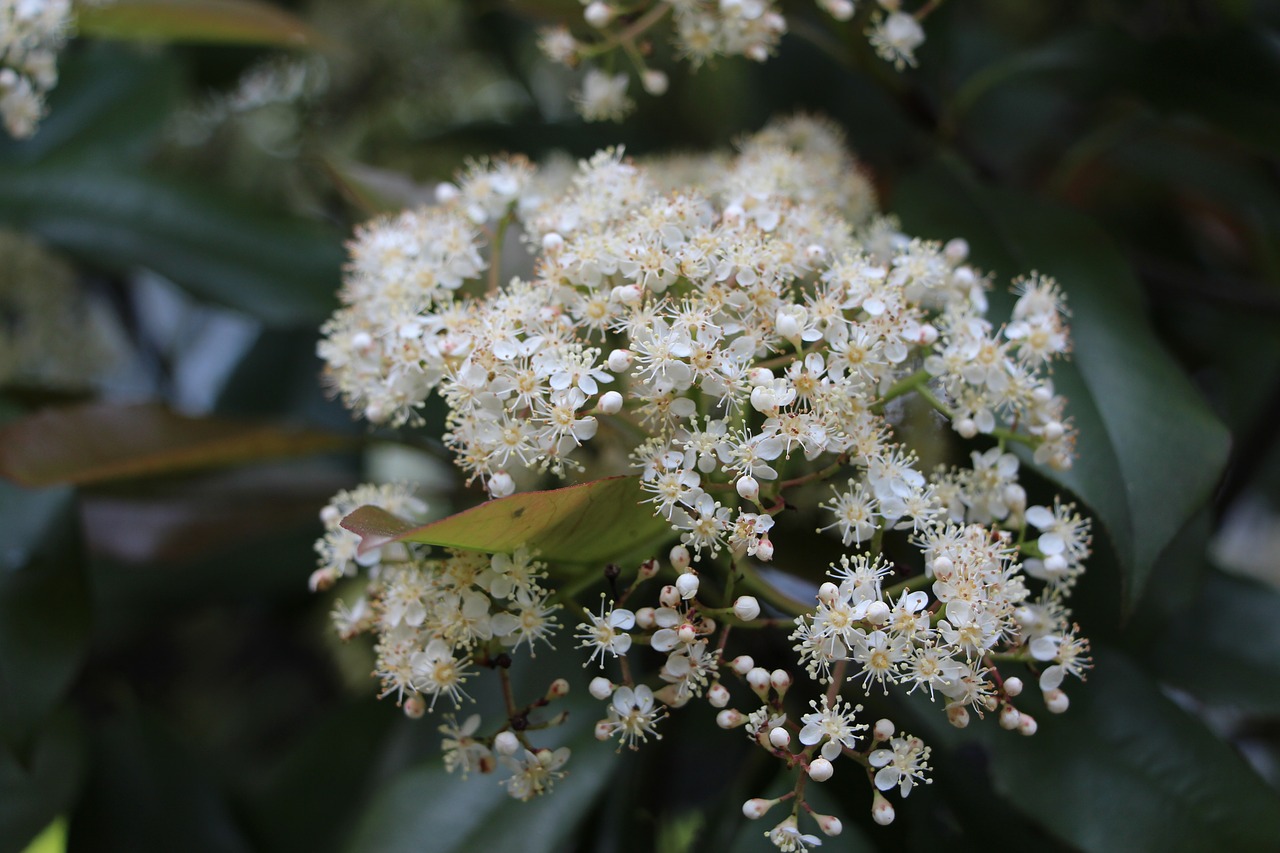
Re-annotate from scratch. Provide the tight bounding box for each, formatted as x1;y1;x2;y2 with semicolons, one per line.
342;477;670;565
77;0;327;49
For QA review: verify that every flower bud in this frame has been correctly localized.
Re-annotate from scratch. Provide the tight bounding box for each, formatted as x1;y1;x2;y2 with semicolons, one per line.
634;606;656;629
742;798;774;819
955;418;978;439
677;622;697;644
708;683;730;708
669;544;691;572
607;348;633;372
717;709;746;729
775;308;803;343
944;237;970;265
589;676;614;700
308;567;337;593
659;584;681;608
1003;676;1024;697
1044;420;1065;440
872;792;896;826
641;69;668;95
930;556;954;579
654;684;688;708
917;323;939;346
612;284;642;305
874;718;895;741
815;813;843;836
547;678;570;699
746;667;772;699
733;595;761;622
999;704;1020;730
403;695;426;719
319;504;342;526
731;655;755;675
594;720;613;741
434;182;459;203
768;726;790;749
946;705;970;729
1044;688;1070;714
736;475;760;502
541;231;564;252
770;669;792;694
488;470;515;498
597;390;624;414
865;600;890;626
494;731;520;755
675;572;700;600
1005;484;1027;516
807;757;834;782
747;367;774;387
1017;712;1038;736
584;1;613;27
818;582;840;604
754;536;774;562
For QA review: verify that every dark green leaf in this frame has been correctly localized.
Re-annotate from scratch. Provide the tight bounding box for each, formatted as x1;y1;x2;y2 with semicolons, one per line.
0;711;84;853
0;403;355;488
0;166;343;327
1150;570;1280;716
893;158;1231;606
342;477;671;566
77;0;327;49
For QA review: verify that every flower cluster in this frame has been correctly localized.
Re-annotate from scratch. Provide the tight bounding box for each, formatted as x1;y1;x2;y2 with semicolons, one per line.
0;0;78;138
314;115;1093;845
538;1;933;122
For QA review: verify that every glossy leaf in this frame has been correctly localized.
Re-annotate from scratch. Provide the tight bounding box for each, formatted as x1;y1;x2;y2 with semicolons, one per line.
1150;570;1280;716
923;650;1280;853
0;403;355;488
0;712;84;853
342;477;670;565
893;158;1231;606
77;0;325;48
0;165;343;327
344;716;612;853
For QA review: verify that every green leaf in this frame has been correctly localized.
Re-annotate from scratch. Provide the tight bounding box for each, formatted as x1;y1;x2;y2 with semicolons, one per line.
0;165;343;327
344;712;613;853
0;491;87;747
342;477;671;566
17;818;65;853
0;712;84;853
913;650;1280;853
893;157;1231;606
0;403;356;488
1149;570;1280;716
77;0;327;48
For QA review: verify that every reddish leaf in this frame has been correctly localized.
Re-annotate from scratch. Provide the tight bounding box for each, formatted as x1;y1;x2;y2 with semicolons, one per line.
0;403;355;488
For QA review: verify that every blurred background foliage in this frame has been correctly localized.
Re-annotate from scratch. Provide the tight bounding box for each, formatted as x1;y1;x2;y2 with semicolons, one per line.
1;0;1280;850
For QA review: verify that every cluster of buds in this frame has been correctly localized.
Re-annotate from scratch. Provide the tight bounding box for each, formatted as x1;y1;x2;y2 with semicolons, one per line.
537;0;933;122
0;0;79;138
313;115;1093;843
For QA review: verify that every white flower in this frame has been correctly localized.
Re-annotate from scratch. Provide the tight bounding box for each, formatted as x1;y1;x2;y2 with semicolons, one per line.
766;815;822;851
600;684;665;748
501;747;570;800
798;696;867;760
869;734;932;797
576;599;636;665
575;69;634;122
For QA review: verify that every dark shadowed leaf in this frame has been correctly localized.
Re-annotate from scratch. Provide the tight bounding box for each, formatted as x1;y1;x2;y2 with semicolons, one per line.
342;477;670;565
0;711;84;853
77;0;326;48
0;403;355;488
894;157;1231;606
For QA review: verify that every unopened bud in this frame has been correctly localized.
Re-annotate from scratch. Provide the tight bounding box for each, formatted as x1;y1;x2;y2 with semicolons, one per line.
434;182;459;203
999;704;1020;730
956;418;978;439
607;348;633;372
717;709;746;729
403;695;426;719
865;600;890;626
598;390;624;414
874;718;895;741
1017;713;1038;736
930;556;954;579
731;655;755;675
308;567;337;593
944;237;970;265
1044;420;1065;440
736;475;760;502
769;669;792;694
755;536;774;561
641;69;668;95
708;683;730;708
742;798;774;819
589;676;614;700
746;667;772;698
677;622;697;644
612;284;643;305
639;558;660;579
808;757;834;782
594;720;612;741
494;731;520;755
669;544;691;571
872;792;896;825
319;505;342;526
747;367;774;387
818;582;840;604
547;678;570;699
946;705;970;729
634;607;656;629
675;572;700;600
1003;676;1024;697
768;727;790;748
541;231;564;252
815;813;843;836
584;1;614;27
1044;689;1070;714
659;584;681;608
733;595;761;622
488;470;515;498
